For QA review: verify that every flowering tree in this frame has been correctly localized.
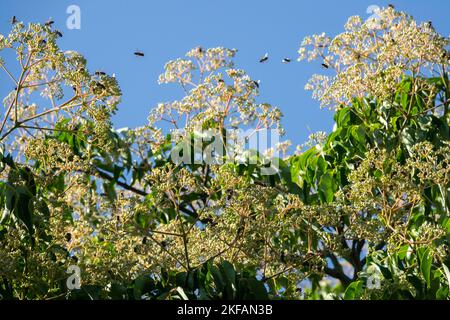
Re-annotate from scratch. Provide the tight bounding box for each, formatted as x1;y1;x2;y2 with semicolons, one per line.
0;7;449;300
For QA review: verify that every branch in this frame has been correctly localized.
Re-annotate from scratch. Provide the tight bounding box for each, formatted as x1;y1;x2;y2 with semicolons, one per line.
324;251;352;286
0;63;18;85
94;167;147;196
324;266;352;286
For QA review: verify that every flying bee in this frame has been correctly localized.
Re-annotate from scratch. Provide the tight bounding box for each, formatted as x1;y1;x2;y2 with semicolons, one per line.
253;80;260;88
200;217;217;226
160;240;169;250
225;189;234;201
321;63;329;69
91;81;106;94
10;16;18;24
95;70;106;76
54;30;63;38
259;52;269;63
282;58;291;63
197;46;204;54
134;50;145;57
218;79;225;83
45;18;54;26
388;4;395;9
96;83;106;90
280;251;287;264
236;224;245;236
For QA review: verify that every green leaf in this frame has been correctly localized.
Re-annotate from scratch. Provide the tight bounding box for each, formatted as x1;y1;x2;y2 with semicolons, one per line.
442;264;450;292
344;281;363;300
351;125;366;148
397;244;410;260
435;286;449;299
318;172;335;203
133;275;153;299
220;261;236;281
103;181;116;201
209;265;224;293
110;283;128;299
12;186;34;237
335;107;354;127
219;261;237;298
418;247;432;287
176;286;189;300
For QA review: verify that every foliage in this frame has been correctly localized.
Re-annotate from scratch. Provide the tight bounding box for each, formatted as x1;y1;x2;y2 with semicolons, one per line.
0;7;449;300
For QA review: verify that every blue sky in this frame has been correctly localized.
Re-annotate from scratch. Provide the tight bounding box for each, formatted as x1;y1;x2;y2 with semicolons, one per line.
1;0;450;147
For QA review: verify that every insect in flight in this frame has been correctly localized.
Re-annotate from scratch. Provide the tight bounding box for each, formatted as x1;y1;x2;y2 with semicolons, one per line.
259;52;269;63
10;16;18;24
134;50;145;57
45;18;54;26
282;58;291;63
321;63;329;69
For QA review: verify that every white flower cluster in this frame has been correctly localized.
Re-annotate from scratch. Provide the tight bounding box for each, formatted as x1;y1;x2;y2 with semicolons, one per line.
298;7;450;108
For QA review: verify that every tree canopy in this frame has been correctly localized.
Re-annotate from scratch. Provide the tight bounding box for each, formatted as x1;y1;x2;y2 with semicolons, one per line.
0;7;449;300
